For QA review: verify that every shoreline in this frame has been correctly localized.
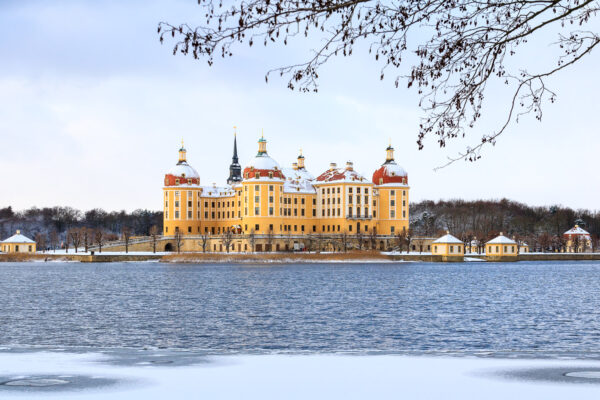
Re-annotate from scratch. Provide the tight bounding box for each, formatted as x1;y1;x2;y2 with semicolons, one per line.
1;251;600;263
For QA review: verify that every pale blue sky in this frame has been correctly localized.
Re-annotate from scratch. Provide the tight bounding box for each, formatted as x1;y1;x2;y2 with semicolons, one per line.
1;0;599;211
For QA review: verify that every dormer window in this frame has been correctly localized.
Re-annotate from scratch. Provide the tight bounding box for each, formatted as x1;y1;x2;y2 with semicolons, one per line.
164;177;169;185
175;179;180;185
269;172;273;179
256;172;261;178
379;178;383;185
187;179;192;185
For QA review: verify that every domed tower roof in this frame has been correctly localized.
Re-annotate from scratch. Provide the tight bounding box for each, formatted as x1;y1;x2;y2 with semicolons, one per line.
243;135;285;180
164;140;200;186
372;143;407;185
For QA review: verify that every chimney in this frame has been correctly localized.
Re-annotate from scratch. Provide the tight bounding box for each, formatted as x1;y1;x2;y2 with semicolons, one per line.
345;161;353;171
329;162;337;171
292;162;298;170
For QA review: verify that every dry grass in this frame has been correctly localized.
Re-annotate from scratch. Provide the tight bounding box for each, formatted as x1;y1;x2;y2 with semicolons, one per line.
161;250;390;263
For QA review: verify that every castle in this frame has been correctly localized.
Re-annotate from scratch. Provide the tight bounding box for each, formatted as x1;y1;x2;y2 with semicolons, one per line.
162;134;410;252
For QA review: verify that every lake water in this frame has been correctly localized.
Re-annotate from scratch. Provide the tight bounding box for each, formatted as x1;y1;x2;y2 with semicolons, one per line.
1;260;599;356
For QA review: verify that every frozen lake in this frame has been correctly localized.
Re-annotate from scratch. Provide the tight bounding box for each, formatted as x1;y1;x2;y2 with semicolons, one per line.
1;261;600;397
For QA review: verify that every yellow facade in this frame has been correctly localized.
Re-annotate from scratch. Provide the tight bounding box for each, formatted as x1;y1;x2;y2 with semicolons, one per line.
1;230;36;253
485;234;518;260
161;137;410;251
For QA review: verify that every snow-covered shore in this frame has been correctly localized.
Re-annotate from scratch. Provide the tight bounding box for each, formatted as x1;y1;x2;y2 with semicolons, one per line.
1;350;600;399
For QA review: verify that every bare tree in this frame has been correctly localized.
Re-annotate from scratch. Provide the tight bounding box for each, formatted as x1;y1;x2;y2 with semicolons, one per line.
174;229;183;253
314;233;323;253
366;227;376;250
81;227;91;253
35;232;46;253
266;226;274;252
248;228;256;252
221;229;234;253
94;229;106;253
160;1;600;165
305;233;315;252
68;228;81;253
149;225;159;254
49;230;59;252
395;228;407;253
200;232;209;252
355;229;364;251
340;231;348;253
122;226;132;254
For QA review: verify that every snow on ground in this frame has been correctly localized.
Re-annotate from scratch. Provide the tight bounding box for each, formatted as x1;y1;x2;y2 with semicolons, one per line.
1;351;600;399
41;250;169;256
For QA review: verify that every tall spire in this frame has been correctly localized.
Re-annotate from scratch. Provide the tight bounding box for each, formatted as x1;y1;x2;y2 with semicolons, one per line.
227;127;242;185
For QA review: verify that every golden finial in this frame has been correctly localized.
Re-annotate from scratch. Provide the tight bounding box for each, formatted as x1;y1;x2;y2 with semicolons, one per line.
300;148;303;156
181;138;184;148
261;128;264;139
233;126;237;136
389;137;392;146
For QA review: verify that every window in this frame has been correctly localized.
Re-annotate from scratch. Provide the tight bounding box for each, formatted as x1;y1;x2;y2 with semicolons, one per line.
269;172;273;178
294;198;298;205
313;225;316;232
175;201;180;207
391;200;395;206
364;188;369;194
313;210;316;217
391;190;395;196
187;211;192;218
188;226;192;233
255;196;259;203
256;172;261;178
301;209;305;216
364;207;368;216
255;185;259;191
434;246;437;253
373;211;376;217
175;179;180;185
357;187;361;194
211;202;215;208
269;224;274;231
294;225;297;232
349;195;353;204
504;246;508;252
349;188;353;193
269;207;274;215
255;224;260;231
255;207;260;215
269;185;274;191
365;196;369;204
204;211;208;218
175;211;180;218
301;198;305;205
349;225;352;232
269;196;274;203
188;201;192;207
450;245;454;253
391;226;395;234
391;210;395;218
313;199;316;205
348;207;352;217
403;211;406;218
205;201;208;207
327;188;330;194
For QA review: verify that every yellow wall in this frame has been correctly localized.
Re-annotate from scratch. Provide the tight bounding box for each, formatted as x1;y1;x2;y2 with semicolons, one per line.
432;243;464;256
2;243;36;253
486;243;518;256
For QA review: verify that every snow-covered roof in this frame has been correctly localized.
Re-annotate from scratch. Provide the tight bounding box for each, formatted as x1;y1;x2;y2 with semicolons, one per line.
167;161;200;179
564;225;590;236
382;162;407;177
316;167;369;184
246;154;281;171
202;185;235;197
282;167;316;194
487;235;517;245
2;231;35;244
433;234;463;244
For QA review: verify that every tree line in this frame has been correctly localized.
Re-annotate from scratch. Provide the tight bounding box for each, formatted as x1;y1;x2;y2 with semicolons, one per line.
0;206;162;252
410;199;600;252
